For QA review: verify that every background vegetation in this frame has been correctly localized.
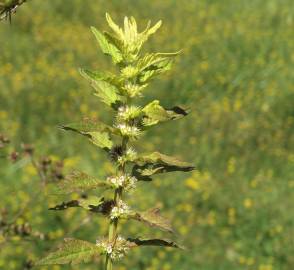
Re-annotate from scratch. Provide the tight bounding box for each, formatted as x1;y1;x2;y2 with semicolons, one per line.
0;0;293;269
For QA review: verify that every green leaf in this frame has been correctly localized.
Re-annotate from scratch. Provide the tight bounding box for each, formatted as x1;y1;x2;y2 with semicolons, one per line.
132;152;195;181
35;238;103;265
88;131;113;150
127;238;184;249
142;100;189;127
129;208;173;233
79;69;119;85
49;196;106;212
140;20;162;43
80;68;122;108
57;171;109;194
59;118;113;135
91;26;123;64
137;52;179;83
59;119;114;151
105;13;125;41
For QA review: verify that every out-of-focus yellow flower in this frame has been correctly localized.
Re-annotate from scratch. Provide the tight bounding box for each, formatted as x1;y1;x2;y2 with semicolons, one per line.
259;264;273;270
243;198;253;209
228;207;236;225
239;256;246;264
247;257;255;266
207;211;216;226
24;164;37;176
185;177;200;190
0;110;8;120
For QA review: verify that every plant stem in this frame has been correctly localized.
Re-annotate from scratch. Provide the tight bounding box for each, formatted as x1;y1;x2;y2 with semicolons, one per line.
105;136;128;270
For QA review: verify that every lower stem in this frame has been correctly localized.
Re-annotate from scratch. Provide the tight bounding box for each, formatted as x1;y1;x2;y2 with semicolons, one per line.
105;189;122;270
105;136;128;270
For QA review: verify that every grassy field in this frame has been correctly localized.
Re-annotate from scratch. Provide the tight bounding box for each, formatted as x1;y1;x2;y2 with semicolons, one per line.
0;0;293;269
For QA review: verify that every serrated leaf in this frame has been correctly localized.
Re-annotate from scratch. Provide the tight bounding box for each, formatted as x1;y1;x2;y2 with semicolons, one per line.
59;119;114;151
59;118;113;135
137;52;179;83
57;171;109;194
142;101;189;127
141;20;162;41
91;26;123;64
80;69;122;108
88;131;113;150
128;208;173;233
79;69;119;85
105;13;125;41
166;105;189;119
127;238;183;249
35;238;103;265
138;52;179;73
49;196;106;212
132;152;195;181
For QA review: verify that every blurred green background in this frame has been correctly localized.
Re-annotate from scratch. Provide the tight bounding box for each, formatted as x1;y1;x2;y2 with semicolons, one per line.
0;0;293;269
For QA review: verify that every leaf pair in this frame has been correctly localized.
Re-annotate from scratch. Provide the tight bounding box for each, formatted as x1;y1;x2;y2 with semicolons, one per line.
49;196;110;213
50;197;173;233
35;237;183;265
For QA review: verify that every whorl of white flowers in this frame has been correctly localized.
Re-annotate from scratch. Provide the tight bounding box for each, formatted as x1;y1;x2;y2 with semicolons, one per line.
117;147;137;165
106;174;138;191
115;123;141;139
117;105;141;122
110;200;131;220
96;236;130;261
121;82;147;97
107;173;137;191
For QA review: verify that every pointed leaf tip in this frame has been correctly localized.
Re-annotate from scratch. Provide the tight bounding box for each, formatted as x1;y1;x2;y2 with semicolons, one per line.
127;238;184;250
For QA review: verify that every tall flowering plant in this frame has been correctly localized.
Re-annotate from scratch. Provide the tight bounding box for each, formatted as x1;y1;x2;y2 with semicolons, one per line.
36;13;194;270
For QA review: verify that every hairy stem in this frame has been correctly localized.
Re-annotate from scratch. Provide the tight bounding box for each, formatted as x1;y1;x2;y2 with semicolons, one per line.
105;136;128;270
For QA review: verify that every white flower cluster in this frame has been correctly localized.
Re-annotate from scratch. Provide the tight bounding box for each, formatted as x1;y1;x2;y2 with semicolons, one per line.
110;200;131;220
115;123;141;139
117;147;138;165
122;82;147;98
96;236;130;261
107;173;137;191
117;105;141;121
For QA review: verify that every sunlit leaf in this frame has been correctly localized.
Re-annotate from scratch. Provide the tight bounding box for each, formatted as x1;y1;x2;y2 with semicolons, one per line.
57;171;109;194
142;100;188;127
80;68;122;108
59;119;114;151
59;118;113;135
91;26;123;64
105;13;125;41
35;238;103;265
132;152;195;181
88;131;113;150
128;208;173;233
